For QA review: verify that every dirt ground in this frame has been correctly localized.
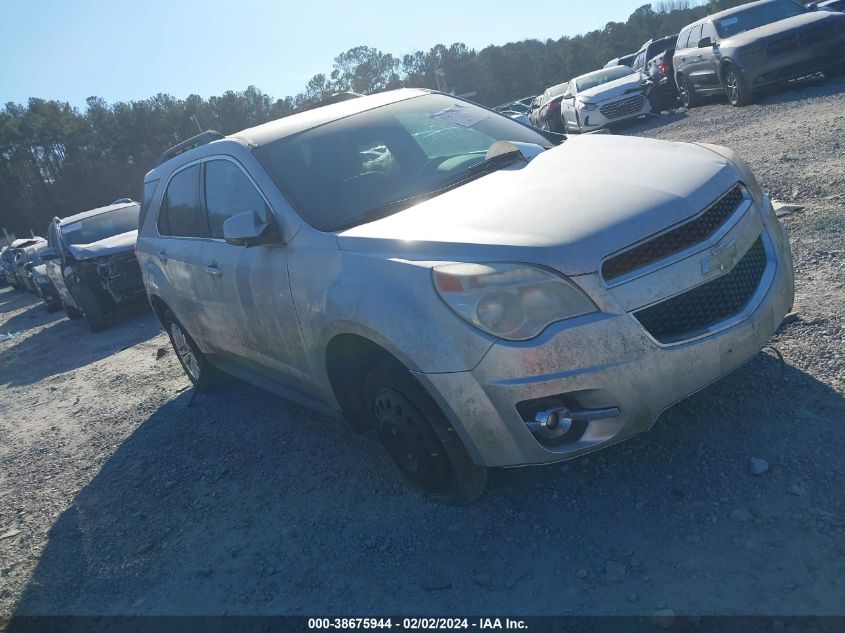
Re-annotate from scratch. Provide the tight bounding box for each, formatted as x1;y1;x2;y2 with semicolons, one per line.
1;77;844;621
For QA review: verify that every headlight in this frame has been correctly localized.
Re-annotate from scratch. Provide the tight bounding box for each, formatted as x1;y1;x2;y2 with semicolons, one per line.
698;143;764;204
432;263;597;341
577;100;598;111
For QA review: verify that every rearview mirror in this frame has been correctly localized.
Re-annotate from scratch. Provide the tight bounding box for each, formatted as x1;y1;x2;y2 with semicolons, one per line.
698;36;714;48
39;247;59;261
222;210;279;247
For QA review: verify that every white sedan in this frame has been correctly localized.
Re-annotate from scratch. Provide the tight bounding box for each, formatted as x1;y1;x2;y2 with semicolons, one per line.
560;66;652;133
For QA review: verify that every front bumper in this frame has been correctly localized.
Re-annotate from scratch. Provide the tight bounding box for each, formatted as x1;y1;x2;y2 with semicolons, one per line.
417;194;794;468
739;33;845;89
579;92;652;131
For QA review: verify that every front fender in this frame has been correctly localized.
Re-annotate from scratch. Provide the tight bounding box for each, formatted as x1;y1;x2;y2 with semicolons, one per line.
293;248;496;377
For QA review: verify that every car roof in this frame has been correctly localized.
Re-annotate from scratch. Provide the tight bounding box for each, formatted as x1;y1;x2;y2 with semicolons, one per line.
230;88;430;148
574;66;632;82
58;201;139;227
707;0;776;22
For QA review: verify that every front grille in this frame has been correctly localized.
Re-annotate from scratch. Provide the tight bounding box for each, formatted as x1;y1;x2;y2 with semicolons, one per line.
599;95;646;120
633;236;767;344
801;24;835;46
602;186;745;281
767;35;799;56
768;24;835;56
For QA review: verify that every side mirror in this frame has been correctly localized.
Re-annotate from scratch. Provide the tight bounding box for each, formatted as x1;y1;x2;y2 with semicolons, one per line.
563;92;574;100
39;247;60;261
698;36;714;48
222;210;278;247
24;262;34;271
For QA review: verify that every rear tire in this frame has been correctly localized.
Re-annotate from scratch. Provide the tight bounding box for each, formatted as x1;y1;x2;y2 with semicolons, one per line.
724;64;751;107
363;361;488;505
162;308;227;392
71;284;108;332
678;73;698;108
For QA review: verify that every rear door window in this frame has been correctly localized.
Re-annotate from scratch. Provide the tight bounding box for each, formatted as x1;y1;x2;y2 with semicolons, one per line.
687;24;703;48
204;160;271;239
158;165;208;238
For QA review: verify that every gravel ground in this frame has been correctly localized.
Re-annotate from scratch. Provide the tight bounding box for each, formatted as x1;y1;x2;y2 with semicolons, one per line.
1;77;844;622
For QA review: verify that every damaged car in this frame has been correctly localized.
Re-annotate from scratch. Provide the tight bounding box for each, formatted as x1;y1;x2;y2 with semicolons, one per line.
42;200;145;331
139;89;794;504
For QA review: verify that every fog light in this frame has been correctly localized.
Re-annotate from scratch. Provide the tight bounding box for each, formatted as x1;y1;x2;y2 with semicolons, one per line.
546;411;559;430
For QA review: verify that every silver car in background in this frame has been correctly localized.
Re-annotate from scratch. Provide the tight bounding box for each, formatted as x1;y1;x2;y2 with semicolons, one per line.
138;89;794;504
560;66;653;133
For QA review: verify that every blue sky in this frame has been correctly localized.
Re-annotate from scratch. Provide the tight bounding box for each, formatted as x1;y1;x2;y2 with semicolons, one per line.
1;0;661;108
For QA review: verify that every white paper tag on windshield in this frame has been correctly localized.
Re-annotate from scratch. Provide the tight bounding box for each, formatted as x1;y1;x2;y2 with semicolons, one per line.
63;221;82;233
720;16;739;27
430;104;488;127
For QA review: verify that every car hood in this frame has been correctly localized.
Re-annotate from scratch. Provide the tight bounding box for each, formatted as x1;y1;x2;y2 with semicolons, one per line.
723;11;839;46
577;73;647;103
68;230;138;260
337;135;740;276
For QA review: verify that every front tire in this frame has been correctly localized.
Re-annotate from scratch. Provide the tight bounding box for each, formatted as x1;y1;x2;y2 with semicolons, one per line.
363;361;487;505
678;74;698;108
724;64;751;107
162;309;227;392
71;284;108;332
64;301;82;319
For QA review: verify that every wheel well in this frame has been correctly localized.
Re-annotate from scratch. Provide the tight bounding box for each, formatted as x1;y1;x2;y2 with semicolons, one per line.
325;334;400;432
719;60;733;83
148;294;169;325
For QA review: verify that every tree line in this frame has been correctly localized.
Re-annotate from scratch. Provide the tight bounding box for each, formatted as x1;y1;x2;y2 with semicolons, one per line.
0;0;747;235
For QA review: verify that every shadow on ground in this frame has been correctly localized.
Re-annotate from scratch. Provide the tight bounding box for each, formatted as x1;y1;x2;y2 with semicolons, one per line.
0;300;159;387
9;351;845;618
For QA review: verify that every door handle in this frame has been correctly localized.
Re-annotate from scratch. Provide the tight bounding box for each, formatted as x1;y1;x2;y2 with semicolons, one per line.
206;264;222;278
157;250;168;263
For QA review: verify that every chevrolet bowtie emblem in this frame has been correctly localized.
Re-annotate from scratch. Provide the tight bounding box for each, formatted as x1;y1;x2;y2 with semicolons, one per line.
701;241;738;277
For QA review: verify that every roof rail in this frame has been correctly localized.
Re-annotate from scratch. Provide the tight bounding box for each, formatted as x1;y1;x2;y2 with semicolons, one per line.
155;130;224;167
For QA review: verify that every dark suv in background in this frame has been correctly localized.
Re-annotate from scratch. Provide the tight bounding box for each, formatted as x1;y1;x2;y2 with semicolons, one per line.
674;0;845;107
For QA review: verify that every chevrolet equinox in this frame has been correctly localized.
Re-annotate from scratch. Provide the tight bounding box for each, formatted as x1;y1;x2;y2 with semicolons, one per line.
138;89;794;503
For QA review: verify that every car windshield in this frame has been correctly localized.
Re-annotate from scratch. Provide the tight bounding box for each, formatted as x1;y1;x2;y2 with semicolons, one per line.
254;94;553;231
61;205;140;245
575;66;635;92
714;0;807;37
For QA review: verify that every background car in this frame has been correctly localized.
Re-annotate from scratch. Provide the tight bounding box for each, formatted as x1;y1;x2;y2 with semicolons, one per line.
530;82;569;132
630;34;679;109
42;200;145;332
673;0;845;107
29;257;62;312
604;53;636;68
560;66;652;133
646;47;679;109
11;238;47;291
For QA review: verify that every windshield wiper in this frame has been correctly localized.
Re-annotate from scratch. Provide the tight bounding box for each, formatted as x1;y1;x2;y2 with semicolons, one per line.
464;149;526;177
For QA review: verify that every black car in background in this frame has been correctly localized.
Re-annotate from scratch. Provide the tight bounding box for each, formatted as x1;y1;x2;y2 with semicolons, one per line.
528;82;569;132
647;47;679;109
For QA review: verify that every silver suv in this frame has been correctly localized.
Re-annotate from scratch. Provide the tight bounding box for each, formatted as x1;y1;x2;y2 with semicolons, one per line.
138;89;794;504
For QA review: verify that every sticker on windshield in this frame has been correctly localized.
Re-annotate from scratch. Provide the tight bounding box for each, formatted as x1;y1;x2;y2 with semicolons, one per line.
430;104;489;127
63;221;82;233
719;16;739;27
